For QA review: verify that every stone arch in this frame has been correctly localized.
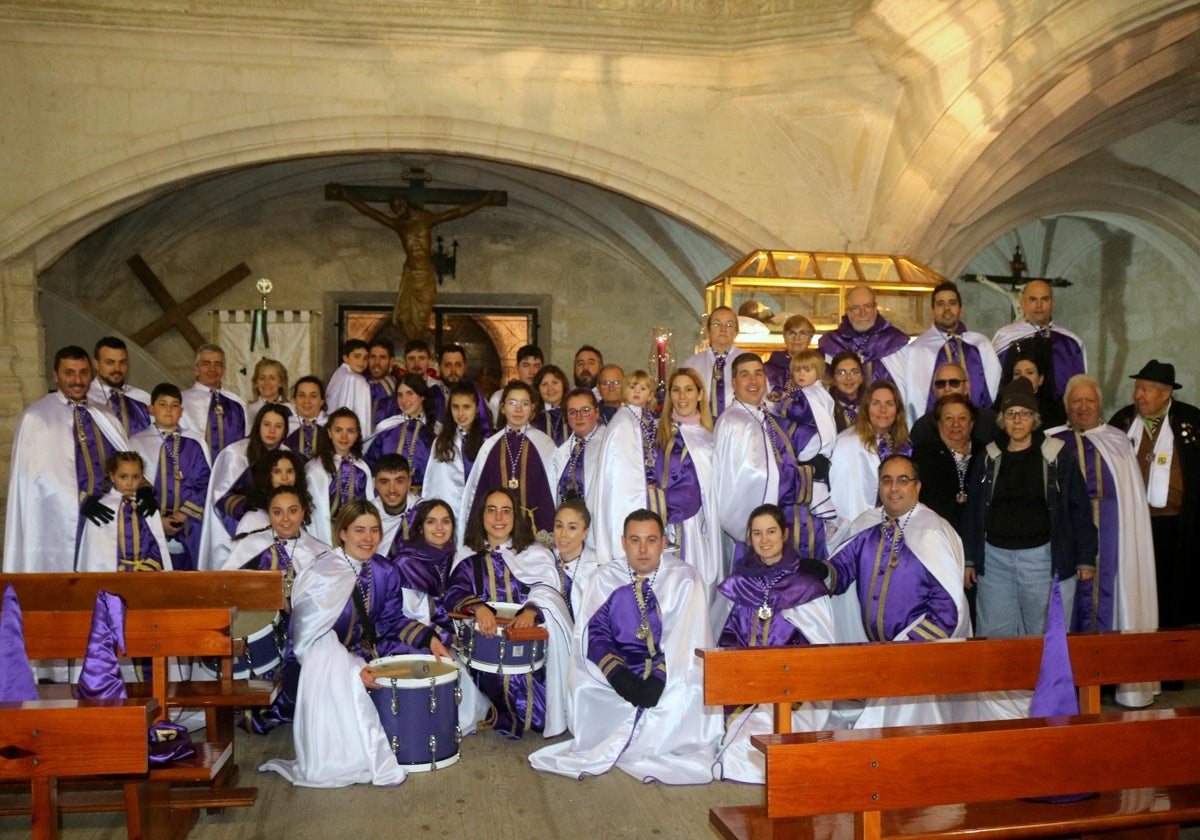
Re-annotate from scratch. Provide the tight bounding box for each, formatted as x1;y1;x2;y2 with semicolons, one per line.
10;114;767;271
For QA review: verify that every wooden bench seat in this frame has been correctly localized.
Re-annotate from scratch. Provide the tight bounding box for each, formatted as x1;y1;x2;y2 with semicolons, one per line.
4;571;287;742
0;699;156;840
702;629;1200;840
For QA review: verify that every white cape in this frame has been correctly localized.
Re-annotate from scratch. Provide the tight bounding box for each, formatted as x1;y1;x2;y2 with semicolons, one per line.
259;550;406;787
891;326;1001;423
827;504;974;727
304;455;376;545
325;364;375;437
528;553;722;784
77;489;173;571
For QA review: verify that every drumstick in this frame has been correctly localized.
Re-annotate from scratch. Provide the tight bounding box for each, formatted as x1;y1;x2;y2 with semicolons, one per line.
373;661;433;680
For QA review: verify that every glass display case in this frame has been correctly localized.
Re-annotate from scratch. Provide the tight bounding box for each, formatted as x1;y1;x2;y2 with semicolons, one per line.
702;250;946;354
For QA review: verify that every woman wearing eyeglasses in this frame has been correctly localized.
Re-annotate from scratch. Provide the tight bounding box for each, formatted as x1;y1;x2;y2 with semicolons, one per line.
826;351;865;433
962;378;1096;718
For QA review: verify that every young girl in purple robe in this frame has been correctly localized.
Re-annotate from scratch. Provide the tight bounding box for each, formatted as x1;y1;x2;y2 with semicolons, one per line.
446;487;563;738
715;504;834;783
305;407;374;544
77;451;172;572
364;373;437;492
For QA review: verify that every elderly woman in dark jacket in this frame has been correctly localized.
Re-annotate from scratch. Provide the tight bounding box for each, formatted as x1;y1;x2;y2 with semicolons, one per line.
962;378;1096;640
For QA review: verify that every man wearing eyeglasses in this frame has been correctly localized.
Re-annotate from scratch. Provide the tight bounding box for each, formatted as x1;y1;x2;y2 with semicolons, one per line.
893;281;1001;424
817;285;909;385
820;454;971;726
597;365;625;424
909;363;998;447
684;306;746;419
550;388;607;509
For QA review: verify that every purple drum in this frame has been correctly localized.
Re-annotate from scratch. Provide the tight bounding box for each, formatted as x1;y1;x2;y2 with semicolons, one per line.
455;602;547;675
368;655;461;772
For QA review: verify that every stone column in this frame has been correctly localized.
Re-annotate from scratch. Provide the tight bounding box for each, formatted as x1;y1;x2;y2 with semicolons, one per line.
0;252;46;536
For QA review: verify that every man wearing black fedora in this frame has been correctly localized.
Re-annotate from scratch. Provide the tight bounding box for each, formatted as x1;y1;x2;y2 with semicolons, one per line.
1110;360;1200;649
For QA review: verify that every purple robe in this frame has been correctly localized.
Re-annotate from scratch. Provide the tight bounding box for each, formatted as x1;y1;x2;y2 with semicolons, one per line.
830;387;861;433
328;554;436;659
587;577;667;689
763;412;827;560
147;432;209;571
393;542;456;638
817;314;908;384
1051;428;1118;631
718;551;829;648
650;427;703;528
369;375;400;428
365;419;434;488
828;521;958;642
446;548;546;737
384;506;424;558
106;390;151;437
533;407;567;447
116;498;165;571
205;391;246;457
764;350;797;395
475;431;556;535
922;325;996;413
285;420;327;461
997;328;1086;402
73;404;112;501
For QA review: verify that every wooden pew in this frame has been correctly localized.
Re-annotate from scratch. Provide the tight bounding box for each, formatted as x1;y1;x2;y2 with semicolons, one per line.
1;571;286;741
8;606;259;839
0;699;155;840
702;630;1200;840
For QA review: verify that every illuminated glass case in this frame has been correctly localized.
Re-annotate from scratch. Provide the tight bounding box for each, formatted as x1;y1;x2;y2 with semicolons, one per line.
702;250;946;354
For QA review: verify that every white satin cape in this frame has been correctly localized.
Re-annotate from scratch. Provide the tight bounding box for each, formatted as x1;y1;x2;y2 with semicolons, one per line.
304;455;376;545
3;393;129;573
528;552;722;783
456;425;558;545
828;429;881;542
891;326;1002;423
220;528;331;577
1045;423;1159;707
180;383;247;439
827;503;974;727
197;437;251;571
449;542;574;737
683;345;747;417
259;550;406;787
77;489;173;571
422;435;470;526
713;402;778;543
714;596;836;784
591;406;652;562
325;364;375;437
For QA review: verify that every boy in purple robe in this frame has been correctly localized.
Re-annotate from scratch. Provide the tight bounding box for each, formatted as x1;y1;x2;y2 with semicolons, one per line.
130;383;211;570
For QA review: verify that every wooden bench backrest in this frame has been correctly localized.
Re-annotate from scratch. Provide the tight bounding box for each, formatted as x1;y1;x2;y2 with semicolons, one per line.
0;699;155;778
0;571;285;612
756;707;1200;819
20;607;237;660
701;630;1200;714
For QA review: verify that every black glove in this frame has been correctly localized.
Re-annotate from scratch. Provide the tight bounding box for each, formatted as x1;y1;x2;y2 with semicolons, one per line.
608;667;642;707
803;454;831;483
136;486;159;518
798;557;830;581
636;675;665;709
81;495;115;526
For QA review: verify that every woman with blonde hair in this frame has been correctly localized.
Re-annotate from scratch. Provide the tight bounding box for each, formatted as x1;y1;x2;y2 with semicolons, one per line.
246;358;292;423
829;380;911;537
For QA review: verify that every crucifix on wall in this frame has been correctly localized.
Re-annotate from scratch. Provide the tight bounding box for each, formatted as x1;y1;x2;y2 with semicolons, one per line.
326;169;506;338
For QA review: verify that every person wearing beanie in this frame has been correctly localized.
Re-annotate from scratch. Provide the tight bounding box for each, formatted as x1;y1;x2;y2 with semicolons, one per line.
961;376;1097;717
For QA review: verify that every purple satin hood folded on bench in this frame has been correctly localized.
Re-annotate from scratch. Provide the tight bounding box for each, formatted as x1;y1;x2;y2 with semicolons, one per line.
0;583;38;702
76;590;128;700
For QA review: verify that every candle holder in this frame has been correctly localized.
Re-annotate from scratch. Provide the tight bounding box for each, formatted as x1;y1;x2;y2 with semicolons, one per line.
648;327;675;411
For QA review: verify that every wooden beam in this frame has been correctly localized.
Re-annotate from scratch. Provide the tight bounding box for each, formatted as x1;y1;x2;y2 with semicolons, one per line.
126;255;251;349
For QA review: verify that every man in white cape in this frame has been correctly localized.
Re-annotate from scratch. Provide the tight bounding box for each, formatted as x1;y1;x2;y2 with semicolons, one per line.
529;510;721;784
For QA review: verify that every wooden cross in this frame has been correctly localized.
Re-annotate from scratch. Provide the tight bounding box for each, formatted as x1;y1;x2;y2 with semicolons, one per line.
126;254;251;349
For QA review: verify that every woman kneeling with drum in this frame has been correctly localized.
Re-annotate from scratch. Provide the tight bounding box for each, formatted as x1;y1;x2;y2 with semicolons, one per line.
447;486;573;739
261;499;453;787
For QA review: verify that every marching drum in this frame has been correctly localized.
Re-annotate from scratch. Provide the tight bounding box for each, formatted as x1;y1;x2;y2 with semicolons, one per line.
229;609;284;679
453;602;549;675
368;654;462;772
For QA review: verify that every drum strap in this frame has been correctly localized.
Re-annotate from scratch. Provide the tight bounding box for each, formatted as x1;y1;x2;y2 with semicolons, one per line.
350;585;378;660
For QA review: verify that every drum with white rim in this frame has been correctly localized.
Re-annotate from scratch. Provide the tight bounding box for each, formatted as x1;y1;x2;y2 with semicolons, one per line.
229;609;283;679
453;601;548;675
368;654;461;772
